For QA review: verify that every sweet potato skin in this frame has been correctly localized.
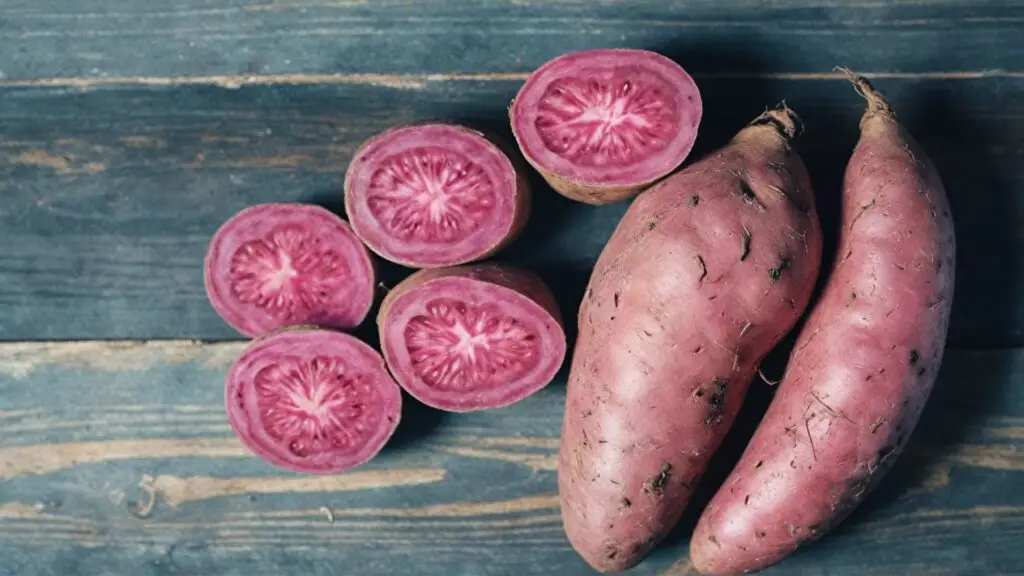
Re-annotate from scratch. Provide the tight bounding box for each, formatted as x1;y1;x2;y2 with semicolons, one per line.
558;108;823;572
689;75;956;575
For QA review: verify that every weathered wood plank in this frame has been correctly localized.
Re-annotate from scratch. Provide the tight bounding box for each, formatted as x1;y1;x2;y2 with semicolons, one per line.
1;0;1022;81
0;341;1022;575
1;76;1022;346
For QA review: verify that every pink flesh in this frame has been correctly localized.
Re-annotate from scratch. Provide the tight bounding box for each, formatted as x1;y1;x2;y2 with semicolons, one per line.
226;329;402;474
381;277;565;411
203;203;375;338
512;49;701;186
346;124;519;267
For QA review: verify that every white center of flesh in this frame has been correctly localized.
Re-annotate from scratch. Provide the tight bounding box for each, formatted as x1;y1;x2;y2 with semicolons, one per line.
450;323;491;360
265;252;298;290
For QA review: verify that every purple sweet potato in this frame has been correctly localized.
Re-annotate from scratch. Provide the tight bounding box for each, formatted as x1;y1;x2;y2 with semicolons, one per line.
558;106;823;572
510;48;702;205
689;71;956;575
377;264;566;412
344;123;531;268
225;326;402;474
204;203;376;338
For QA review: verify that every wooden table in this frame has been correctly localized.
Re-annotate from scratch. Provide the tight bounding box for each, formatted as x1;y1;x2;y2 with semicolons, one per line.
2;1;1022;574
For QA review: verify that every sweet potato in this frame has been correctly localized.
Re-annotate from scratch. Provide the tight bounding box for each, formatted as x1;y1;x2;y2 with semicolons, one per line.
509;48;702;205
344;123;532;268
558;105;823;572
377;264;566;412
689;71;956;574
225;326;402;474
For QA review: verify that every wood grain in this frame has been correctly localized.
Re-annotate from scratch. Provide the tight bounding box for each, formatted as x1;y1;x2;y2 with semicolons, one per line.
1;76;1022;346
1;0;1022;81
0;341;1022;575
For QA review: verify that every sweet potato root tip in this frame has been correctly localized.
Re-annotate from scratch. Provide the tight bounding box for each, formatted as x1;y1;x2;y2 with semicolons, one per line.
746;103;803;141
834;67;896;119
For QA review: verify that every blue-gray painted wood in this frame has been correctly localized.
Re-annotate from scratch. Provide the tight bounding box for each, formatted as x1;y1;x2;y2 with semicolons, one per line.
0;343;1021;575
1;77;1021;346
0;0;1021;80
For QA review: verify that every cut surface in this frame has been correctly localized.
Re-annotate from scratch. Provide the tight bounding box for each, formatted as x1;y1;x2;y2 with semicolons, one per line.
345;124;527;268
511;49;701;187
204;203;375;337
226;328;402;474
381;276;565;412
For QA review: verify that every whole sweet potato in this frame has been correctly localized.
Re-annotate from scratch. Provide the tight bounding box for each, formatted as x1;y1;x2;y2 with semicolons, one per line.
689;72;956;574
558;106;823;572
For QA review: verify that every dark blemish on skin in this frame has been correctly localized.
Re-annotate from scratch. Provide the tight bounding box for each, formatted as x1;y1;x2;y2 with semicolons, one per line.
696;255;707;283
806;418;818;461
632;536;657;556
610;316;616;321
643;329;653;337
613;292;620;308
647;221;656;231
606;547;618;560
644;463;673;496
621;497;632;509
582;410;593;418
850;198;877;229
871;418;886;433
809;524;820;533
755;460;764;469
741;227;752;261
756;531;767;539
694;388;705;399
705;379;728;426
877;444;899;467
688;194;700;207
910;349;920;365
768;257;791;284
738;180;768;211
709;535;720;547
694;345;704;354
918;367;927;376
847;291;857;306
744;495;750;505
587;288;593;300
790;459;797;469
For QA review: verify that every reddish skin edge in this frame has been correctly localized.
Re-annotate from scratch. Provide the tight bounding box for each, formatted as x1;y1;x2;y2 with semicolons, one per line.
203;202;377;338
377;264;566;412
225;326;403;475
510;48;702;205
344;123;532;268
558;107;822;572
689;73;956;575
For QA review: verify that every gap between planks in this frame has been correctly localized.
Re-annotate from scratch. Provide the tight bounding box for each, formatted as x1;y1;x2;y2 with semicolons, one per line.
0;70;1020;90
